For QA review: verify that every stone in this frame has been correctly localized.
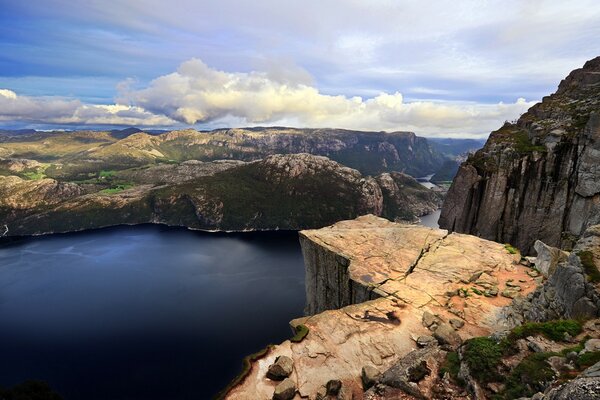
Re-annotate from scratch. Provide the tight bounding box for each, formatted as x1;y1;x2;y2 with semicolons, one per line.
534;241;569;277
326;379;342;395
527;340;544;353
422;311;437;328
449;318;465;329
267;355;294;380
433;323;462;349
501;289;519;299
273;378;296;400
584;339;600;353
416;335;437;347
582;361;600;378
362;365;380;390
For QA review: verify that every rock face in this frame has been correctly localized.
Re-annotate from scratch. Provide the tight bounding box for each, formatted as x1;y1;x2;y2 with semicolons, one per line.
508;225;600;322
440;57;600;254
226;215;537;399
1;154;441;236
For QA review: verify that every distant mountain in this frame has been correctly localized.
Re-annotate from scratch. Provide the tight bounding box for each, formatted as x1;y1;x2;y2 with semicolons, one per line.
0;127;450;179
426;137;486;158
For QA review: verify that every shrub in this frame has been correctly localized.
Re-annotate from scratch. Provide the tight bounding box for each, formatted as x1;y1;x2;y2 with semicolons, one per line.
463;337;503;383
439;351;462;385
507;320;582;343
500;353;555;399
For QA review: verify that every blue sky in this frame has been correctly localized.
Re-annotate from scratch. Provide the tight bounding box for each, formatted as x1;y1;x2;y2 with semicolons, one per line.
1;0;599;137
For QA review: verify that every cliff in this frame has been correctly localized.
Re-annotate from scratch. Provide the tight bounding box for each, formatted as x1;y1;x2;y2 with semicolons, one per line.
440;57;600;254
0;154;441;236
226;215;540;399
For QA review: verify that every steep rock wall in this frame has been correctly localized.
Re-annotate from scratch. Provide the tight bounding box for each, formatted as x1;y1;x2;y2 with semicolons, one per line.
440;57;600;254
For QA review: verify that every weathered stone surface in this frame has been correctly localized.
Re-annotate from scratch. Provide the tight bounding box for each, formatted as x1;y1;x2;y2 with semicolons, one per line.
272;378;296;400
226;215;536;399
326;379;342;395
440;57;600;255
416;335;437;347
267;355;294;381
534;240;569;277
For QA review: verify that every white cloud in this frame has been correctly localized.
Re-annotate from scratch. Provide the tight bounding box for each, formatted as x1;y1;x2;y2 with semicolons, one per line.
0;89;176;127
121;59;535;137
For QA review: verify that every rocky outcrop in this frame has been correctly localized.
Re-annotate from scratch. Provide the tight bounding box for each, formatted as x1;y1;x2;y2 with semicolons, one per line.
1;154;441;236
226;215;538;399
440;57;600;254
508;225;600;323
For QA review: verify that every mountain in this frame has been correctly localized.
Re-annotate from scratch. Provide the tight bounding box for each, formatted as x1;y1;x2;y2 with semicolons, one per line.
0;127;449;180
0;153;441;236
440;56;600;254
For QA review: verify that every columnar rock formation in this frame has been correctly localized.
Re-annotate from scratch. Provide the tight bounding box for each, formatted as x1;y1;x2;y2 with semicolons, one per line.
440;57;600;255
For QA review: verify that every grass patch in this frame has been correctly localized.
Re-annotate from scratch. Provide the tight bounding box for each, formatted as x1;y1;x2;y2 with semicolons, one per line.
513;131;547;154
577;251;600;283
22;171;46;180
576;351;600;369
98;170;116;178
290;324;309;343
213;345;274;400
100;183;133;194
507;320;583;343
463;337;503;383
504;243;519;255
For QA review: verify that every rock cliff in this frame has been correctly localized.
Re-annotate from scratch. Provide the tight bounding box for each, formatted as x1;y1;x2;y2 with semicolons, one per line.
440;57;600;254
226;215;540;399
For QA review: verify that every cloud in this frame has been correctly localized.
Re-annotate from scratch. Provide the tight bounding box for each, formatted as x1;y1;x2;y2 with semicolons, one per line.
0;89;176;127
120;59;535;137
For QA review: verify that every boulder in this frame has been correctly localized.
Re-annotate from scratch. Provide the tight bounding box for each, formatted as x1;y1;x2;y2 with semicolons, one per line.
326;379;342;395
362;366;380;390
267;355;294;381
534;241;569;277
416;335;437;347
273;378;296;400
433;323;462;349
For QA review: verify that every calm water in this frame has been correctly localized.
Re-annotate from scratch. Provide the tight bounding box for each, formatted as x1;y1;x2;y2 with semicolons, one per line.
419;209;441;228
0;226;305;400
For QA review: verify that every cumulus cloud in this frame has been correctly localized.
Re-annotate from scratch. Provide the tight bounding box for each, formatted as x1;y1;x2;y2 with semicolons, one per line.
0;89;176;127
121;59;535;137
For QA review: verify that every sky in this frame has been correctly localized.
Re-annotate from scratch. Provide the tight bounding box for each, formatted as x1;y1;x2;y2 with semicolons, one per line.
0;0;599;138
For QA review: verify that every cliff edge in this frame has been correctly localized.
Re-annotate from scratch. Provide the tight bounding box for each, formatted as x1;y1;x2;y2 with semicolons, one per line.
440;57;600;254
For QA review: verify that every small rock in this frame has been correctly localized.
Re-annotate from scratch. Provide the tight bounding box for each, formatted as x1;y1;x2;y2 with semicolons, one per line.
585;338;600;352
531;392;545;400
469;271;483;282
267;355;294;380
449;318;465;330
433;323;462;349
505;281;521;288
487;382;505;393
407;360;431;382
566;351;579;362
527;269;540;277
422;311;437;328
519;279;527;283
273;378;296;400
416;335;437;347
362;366;380;390
326;379;342;395
445;289;458;297
527;340;544;353
501;290;519;299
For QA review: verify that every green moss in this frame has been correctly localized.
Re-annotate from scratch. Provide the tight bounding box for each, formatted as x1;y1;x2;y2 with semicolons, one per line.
504;243;519;255
22;171;46;180
507;320;583;343
439;351;463;384
577;251;600;283
99;170;116;178
499;353;555;399
471;287;483;295
576;351;600;369
463;337;503;383
290;324;309;343
214;345;274;400
100;183;133;194
512;131;547;154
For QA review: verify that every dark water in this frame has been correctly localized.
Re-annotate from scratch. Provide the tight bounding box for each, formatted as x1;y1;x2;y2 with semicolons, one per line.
0;225;305;400
419;209;441;228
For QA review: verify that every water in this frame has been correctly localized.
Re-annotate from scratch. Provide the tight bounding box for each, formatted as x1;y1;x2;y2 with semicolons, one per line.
419;209;441;228
0;225;305;400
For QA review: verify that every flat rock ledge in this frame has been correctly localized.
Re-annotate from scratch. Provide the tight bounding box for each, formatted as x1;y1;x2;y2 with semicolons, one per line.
225;215;538;399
